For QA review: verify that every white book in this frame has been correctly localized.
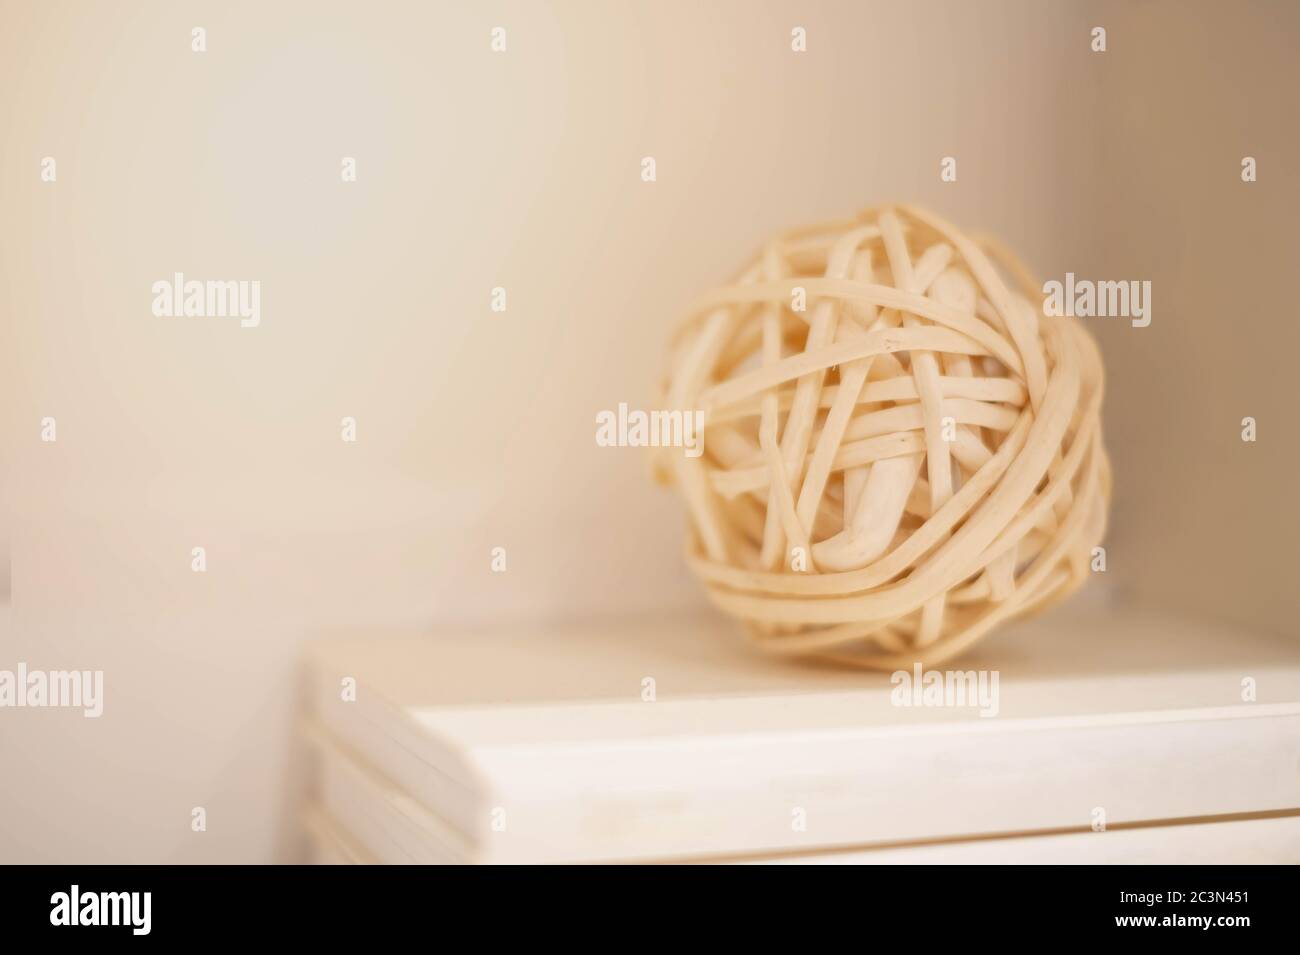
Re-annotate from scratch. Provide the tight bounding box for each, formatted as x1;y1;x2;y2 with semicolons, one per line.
304;607;1300;864
301;729;1300;865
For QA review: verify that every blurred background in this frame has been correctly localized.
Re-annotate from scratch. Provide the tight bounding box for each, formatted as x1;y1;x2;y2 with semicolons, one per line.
1;0;1296;861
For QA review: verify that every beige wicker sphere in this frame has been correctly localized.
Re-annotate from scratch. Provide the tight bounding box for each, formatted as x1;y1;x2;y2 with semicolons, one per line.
657;205;1110;669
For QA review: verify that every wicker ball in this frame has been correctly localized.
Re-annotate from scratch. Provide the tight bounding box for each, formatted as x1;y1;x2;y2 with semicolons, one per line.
657;205;1110;669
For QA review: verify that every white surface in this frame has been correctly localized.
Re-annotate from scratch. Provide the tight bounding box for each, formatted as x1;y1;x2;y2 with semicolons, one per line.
306;607;1300;863
745;816;1300;865
302;757;1300;865
304;723;465;865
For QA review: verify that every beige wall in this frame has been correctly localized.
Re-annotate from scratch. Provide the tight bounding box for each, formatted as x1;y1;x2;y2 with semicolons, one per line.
1082;0;1300;636
0;0;1293;862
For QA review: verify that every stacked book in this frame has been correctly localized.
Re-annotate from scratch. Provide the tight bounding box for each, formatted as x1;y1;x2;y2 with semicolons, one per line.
301;608;1300;864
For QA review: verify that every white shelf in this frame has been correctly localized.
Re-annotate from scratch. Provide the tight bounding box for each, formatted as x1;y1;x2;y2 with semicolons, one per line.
303;605;1300;863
